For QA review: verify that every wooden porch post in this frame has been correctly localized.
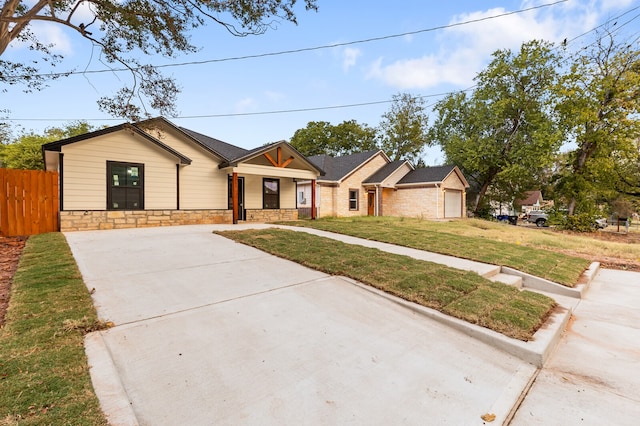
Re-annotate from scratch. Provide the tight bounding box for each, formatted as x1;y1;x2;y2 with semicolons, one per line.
232;172;239;224
311;179;317;220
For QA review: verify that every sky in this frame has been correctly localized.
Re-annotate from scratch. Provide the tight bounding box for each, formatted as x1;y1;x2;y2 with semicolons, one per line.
2;0;640;164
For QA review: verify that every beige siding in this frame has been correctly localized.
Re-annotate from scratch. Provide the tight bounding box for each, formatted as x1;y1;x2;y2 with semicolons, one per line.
61;132;179;210
243;175;297;210
142;128;227;209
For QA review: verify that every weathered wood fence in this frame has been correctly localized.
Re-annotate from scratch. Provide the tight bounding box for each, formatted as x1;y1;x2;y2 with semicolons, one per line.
0;168;59;237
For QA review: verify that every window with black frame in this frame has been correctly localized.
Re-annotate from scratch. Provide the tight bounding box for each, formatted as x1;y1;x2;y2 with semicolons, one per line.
263;178;280;209
107;161;144;210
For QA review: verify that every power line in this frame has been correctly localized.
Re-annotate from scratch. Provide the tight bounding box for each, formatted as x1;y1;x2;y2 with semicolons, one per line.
4;89;475;122
14;0;569;80
4;1;636;124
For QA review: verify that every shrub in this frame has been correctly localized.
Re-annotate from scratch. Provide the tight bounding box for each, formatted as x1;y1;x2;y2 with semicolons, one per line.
557;212;599;232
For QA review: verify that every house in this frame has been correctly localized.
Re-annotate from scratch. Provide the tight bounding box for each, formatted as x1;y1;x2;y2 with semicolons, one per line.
297;150;469;219
515;190;553;214
42;117;323;231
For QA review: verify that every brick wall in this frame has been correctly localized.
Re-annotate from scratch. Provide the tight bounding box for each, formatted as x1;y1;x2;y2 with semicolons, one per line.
383;187;441;219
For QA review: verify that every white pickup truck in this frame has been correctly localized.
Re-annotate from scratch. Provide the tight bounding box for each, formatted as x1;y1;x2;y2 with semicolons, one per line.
526;210;548;227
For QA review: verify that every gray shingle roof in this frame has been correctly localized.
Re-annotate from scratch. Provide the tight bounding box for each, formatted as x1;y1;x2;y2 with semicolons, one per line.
397;165;456;184
179;127;248;161
363;160;408;184
308;150;380;182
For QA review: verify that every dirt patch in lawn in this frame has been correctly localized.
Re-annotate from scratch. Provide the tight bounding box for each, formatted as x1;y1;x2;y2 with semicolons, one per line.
556;230;640;271
0;236;27;327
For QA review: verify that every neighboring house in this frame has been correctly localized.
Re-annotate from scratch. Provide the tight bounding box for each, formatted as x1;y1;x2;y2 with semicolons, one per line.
297;150;469;219
515;190;553;215
42;117;323;231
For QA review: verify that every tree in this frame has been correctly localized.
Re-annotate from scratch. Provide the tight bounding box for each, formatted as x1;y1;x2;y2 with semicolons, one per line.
378;93;429;164
0;1;317;120
431;40;563;214
290;120;378;156
1;121;93;169
554;30;640;215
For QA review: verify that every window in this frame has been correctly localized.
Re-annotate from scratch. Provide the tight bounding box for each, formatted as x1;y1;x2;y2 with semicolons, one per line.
349;189;359;210
263;178;280;209
298;191;305;204
107;161;144;210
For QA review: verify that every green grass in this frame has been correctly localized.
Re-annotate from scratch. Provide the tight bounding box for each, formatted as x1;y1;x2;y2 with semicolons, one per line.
284;217;591;286
218;228;557;341
0;233;107;425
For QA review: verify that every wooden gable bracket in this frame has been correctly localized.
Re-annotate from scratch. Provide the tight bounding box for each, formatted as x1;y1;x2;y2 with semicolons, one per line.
264;147;294;168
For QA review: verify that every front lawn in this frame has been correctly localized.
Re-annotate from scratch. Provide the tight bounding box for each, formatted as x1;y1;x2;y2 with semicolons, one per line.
218;229;557;341
0;233;107;425
285;217;591;286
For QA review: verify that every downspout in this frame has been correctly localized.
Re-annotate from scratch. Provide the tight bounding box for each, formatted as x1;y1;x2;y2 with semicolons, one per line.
176;164;180;210
435;183;439;219
376;185;380;216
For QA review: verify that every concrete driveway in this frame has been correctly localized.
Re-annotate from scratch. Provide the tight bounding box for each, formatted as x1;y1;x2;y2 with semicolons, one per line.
66;225;534;425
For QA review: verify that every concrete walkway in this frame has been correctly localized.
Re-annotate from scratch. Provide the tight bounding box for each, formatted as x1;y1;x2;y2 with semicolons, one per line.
65;224;640;425
511;268;640;425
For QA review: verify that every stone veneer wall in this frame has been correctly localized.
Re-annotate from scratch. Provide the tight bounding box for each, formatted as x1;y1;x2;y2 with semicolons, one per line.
244;209;298;222
60;209;299;231
60;210;233;231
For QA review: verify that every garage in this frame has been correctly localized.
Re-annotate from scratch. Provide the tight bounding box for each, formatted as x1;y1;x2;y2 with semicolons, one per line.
444;189;463;218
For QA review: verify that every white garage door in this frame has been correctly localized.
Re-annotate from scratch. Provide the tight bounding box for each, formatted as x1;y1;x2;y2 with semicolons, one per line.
444;190;462;218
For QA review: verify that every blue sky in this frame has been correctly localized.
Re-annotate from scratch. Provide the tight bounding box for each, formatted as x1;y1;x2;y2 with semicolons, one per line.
3;0;639;164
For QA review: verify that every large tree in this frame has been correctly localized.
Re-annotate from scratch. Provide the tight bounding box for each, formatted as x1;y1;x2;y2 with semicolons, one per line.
0;121;93;169
290;120;378;157
378;93;429;164
0;0;317;119
431;40;563;214
554;30;640;215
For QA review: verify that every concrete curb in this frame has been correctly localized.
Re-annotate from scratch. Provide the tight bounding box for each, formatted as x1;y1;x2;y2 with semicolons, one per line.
502;261;600;299
343;278;571;368
85;332;139;426
485;364;540;426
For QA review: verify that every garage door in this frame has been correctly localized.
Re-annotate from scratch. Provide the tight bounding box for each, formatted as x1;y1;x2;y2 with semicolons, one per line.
444;190;462;218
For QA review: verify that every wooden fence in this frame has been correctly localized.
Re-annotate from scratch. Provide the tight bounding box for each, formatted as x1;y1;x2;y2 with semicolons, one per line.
0;168;59;237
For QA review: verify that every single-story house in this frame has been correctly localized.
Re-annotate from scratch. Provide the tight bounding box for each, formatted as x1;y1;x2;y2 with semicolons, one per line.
42;117;323;231
297;150;469;219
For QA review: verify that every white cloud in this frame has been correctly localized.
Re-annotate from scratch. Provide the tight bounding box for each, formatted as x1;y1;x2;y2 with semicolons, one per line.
342;47;362;72
366;1;623;90
234;97;257;113
9;21;73;55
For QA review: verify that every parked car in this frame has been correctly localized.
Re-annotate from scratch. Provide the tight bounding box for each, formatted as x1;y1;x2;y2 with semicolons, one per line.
526;210;548;227
595;217;608;229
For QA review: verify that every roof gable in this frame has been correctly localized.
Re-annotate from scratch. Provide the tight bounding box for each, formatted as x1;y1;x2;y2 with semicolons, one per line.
41;124;192;165
517;190;543;206
363;160;412;184
309;150;387;182
397;165;469;187
220;140;324;175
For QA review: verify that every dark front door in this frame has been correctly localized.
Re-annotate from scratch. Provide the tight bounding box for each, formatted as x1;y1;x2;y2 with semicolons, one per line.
228;176;245;221
367;192;375;216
